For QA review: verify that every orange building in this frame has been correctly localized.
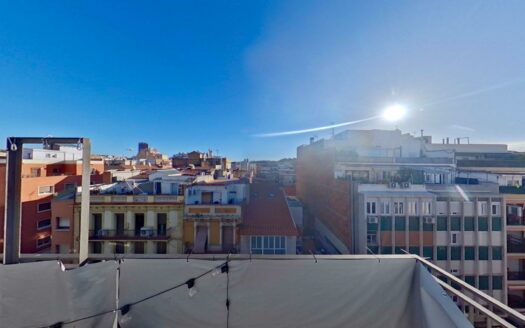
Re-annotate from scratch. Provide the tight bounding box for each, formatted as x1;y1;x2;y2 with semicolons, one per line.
0;147;106;254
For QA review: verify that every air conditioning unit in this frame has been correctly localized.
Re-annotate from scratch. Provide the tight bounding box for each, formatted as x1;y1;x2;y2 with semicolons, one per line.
388;182;397;188
368;217;379;224
424;217;435;224
450;269;459;274
97;229;109;237
401;182;410;189
140;227;155;237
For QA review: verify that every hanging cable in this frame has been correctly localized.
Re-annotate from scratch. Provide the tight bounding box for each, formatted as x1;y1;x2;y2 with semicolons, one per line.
224;261;231;328
41;261;229;328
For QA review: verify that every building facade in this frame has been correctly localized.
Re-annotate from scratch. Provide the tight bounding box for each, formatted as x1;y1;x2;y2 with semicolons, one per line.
183;181;247;253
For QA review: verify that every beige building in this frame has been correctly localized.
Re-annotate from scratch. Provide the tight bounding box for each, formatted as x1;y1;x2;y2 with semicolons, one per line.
79;194;184;255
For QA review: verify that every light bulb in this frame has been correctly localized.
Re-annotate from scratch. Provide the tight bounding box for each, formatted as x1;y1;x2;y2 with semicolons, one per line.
188;287;198;297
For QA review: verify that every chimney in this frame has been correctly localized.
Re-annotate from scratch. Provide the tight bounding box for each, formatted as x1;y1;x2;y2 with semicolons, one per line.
446;137;450;144
310;137;315;144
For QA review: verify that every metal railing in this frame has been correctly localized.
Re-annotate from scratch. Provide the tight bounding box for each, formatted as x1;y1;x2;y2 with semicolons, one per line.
2;254;524;327
508;271;525;281
89;229;169;240
508;214;525;226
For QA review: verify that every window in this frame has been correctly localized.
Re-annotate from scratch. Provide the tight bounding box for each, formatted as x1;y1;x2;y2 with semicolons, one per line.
407;201;418;215
478;202;488;216
464;217;475;231
492;247;502;260
437;217;448;231
395;217;406;231
134;242;145;254
36;236;51;248
478;276;489;290
37;219;51;230
367;222;378;232
421;201;432;215
492;217;502;231
367;233;377;244
30;168;41;177
491;203;501;216
450;232;459;244
465;247;475;260
478;246;489;260
423;247;433;260
380;200;390;214
394;201;404;215
367;246;378;254
437;246;447;260
366;201;377;214
394;247;404;254
464;276;475;287
450;247;461;260
425;172;444;184
380;217;392;230
38;185;54;195
409;217;419;231
92;242;102;254
408;246;420;255
250;236;286;254
37;202;51;212
450;217;461;231
423;220;434;231
56;217;70;230
115;242;125;254
492;276;503;290
381;246;392;254
478;217;488;231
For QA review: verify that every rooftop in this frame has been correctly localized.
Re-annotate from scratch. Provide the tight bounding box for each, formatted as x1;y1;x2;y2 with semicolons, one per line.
241;181;297;236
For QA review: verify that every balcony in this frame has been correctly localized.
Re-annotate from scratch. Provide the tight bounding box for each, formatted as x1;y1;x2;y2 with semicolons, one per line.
89;229;170;240
508;272;525;281
509;294;525;309
508;214;525;226
184;204;242;220
78;194;184;204
508;236;525;253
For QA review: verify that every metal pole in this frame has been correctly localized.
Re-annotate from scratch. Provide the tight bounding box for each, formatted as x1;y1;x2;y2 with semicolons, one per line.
3;138;23;264
78;138;91;264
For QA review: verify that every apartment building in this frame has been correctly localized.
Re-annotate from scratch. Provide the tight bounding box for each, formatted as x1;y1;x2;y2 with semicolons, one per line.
0;150;6;251
183;180;247;253
1;146;106;254
85;192;184;255
239;181;298;255
50;168;212;256
297;129;514;306
356;182;506;304
505;191;525;310
172;150;231;174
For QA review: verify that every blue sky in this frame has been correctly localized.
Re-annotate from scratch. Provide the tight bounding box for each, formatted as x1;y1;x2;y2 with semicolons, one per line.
1;1;525;160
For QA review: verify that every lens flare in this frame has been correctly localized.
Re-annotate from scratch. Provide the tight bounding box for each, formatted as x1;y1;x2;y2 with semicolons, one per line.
382;104;407;122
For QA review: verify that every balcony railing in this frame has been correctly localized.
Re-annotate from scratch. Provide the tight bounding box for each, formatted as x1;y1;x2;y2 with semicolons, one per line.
508;214;525;226
89;229;169;240
79;194;184;203
508;243;525;253
508;235;525;253
508;271;525;281
509;295;525;309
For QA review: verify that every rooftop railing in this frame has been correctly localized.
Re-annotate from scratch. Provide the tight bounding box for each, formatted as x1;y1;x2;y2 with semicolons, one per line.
2;254;524;327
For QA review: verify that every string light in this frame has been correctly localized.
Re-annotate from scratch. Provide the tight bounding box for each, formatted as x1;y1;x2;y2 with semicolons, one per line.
40;260;230;328
187;278;197;297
